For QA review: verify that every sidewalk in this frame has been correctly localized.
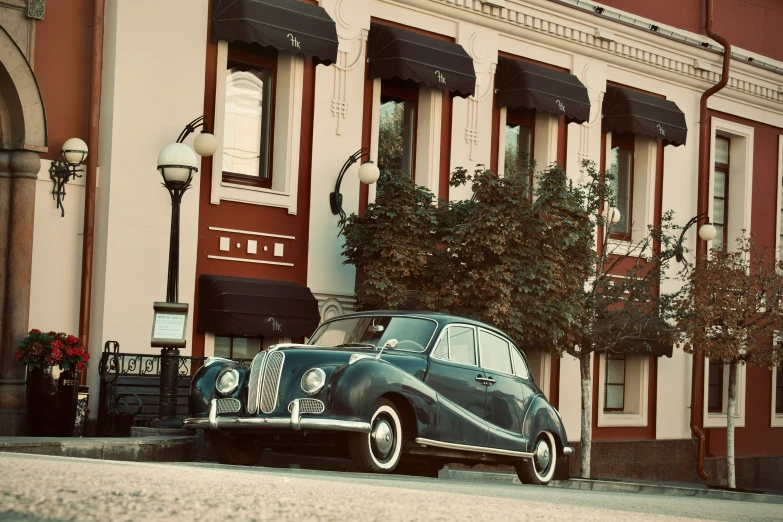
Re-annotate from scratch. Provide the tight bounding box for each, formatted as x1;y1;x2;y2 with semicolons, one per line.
0;434;198;462
438;467;783;505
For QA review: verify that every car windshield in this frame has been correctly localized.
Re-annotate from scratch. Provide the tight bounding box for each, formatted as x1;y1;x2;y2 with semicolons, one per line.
308;316;437;353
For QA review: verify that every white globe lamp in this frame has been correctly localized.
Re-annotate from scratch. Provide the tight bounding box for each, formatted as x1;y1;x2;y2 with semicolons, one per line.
157;143;199;186
193;131;217;157
62;137;88;166
358;161;380;185
699;223;717;242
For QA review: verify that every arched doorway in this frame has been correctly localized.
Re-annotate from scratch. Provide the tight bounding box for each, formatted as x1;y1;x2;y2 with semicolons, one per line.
0;23;47;435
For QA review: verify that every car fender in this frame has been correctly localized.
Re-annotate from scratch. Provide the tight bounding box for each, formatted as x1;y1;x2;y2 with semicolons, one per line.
188;360;249;416
522;395;569;454
328;358;438;439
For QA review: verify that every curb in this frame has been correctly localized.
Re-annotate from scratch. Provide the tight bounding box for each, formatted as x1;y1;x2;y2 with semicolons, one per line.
438;468;783;505
0;436;198;463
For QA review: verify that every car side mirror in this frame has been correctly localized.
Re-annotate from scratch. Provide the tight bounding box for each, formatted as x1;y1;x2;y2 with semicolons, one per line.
376;338;398;359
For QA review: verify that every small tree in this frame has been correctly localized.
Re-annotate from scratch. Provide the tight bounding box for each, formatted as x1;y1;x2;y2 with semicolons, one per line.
340;169;440;310
545;160;682;479
672;236;783;488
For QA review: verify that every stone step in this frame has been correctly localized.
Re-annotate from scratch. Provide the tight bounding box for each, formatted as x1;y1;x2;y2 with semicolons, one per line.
0;435;197;462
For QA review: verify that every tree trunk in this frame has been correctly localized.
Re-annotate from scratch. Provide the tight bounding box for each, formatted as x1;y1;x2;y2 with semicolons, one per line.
726;361;737;489
579;352;592;479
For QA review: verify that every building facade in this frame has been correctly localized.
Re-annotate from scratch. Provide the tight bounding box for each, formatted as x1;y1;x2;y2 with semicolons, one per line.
1;0;782;488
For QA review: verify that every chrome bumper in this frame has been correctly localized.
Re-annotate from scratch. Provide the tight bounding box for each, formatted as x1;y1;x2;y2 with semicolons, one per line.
563;446;575;457
182;399;371;434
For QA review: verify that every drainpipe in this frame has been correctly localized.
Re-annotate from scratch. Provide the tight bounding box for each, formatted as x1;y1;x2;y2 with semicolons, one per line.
79;0;105;379
691;0;731;481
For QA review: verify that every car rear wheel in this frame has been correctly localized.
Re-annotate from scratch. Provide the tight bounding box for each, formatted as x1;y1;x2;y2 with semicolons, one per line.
515;431;557;486
210;433;260;466
348;398;402;473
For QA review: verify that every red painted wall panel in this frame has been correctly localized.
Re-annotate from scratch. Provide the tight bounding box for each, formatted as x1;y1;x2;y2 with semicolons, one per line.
33;0;92;160
702;109;783;457
594;0;783;63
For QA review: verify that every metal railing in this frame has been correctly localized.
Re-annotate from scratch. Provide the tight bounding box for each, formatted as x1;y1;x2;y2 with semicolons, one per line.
97;341;251;435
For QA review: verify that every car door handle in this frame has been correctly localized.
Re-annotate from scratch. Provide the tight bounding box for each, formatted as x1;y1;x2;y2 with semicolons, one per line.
475;375;496;386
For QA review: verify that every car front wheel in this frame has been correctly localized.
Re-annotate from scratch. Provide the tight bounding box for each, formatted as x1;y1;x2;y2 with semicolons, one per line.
515;431;557;485
348;398;402;473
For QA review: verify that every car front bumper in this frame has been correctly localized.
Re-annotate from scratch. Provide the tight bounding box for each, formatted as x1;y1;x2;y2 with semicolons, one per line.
182;398;372;434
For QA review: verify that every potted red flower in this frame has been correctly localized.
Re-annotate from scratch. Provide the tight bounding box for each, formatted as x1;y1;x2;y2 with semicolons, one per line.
16;329;89;436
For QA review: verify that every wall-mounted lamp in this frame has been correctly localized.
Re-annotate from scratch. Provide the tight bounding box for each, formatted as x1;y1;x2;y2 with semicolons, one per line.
330;147;380;220
49;137;88;217
671;212;717;270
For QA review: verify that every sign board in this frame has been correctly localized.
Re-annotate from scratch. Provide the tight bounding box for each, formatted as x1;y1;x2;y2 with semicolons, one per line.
151;302;189;348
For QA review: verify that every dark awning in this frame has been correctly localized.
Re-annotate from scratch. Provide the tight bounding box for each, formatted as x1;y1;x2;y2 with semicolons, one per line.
367;22;476;98
602;86;687;147
495;57;591;124
598;339;674;358
211;0;339;66
199;275;321;339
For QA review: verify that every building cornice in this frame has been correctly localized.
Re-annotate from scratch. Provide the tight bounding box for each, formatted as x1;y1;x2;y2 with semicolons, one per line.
397;0;782;113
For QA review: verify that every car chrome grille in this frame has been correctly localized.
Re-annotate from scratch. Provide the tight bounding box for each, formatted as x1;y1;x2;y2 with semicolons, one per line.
288;398;325;414
246;352;268;414
259;351;285;414
215;398;241;414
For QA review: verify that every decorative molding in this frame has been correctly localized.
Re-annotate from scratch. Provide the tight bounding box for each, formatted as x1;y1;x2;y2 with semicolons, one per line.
207;255;294;267
208;226;295;241
331;30;366;136
312;292;357;322
407;0;782;110
26;0;44;20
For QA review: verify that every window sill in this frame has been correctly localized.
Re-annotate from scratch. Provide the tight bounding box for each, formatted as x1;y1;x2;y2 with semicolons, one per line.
704;412;745;428
771;413;783;428
597;411;647;427
606;238;652;259
217;182;297;213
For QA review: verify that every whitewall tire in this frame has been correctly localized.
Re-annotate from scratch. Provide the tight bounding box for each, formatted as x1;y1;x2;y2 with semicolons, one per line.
516;431;557;486
349;398;402;473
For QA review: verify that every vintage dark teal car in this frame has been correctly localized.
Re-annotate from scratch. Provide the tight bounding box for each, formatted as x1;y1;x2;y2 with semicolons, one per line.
184;311;573;485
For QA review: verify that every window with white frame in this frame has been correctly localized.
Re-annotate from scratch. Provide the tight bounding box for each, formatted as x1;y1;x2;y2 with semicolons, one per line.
602;132;658;250
211;41;305;213
597;353;649;427
214;335;262;360
504;106;535;193
378;79;418;178
707;119;754;255
776;136;783;260
703;358;746;428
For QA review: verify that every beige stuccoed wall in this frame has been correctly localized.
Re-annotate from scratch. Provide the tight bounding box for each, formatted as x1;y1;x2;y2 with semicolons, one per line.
82;0;208;419
28;161;85;335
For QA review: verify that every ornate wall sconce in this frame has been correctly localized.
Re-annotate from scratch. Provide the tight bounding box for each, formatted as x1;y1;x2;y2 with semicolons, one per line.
49;137;88;217
330;147;380;220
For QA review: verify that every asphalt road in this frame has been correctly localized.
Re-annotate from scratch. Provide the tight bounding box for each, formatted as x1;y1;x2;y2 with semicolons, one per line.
0;453;780;521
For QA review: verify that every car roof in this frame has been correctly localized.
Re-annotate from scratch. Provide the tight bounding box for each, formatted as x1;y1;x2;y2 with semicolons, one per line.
328;310;514;343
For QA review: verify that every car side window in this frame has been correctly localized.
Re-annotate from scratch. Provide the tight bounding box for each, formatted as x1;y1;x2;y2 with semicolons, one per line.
432;334;448;359
479;330;513;374
509;345;530;379
448;326;476;366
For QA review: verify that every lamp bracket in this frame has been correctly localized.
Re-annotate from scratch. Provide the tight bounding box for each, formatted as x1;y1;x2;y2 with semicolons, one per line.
331;147;370;220
49;160;84;217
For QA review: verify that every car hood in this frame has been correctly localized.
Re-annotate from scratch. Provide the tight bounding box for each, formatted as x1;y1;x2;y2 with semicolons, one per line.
263;344;427;414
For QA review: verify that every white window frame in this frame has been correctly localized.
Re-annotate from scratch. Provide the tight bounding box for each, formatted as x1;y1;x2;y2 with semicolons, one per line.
603;132;657;257
496;108;558;182
211;41;304;214
369;82;445;203
706;118;754;255
596;353;650;427
772;364;783;427
703;359;747;428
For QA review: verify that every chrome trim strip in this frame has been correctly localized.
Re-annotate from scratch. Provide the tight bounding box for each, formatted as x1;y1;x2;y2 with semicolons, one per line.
246;351;267;414
182;415;371;433
208;400;217;429
290;399;301;431
215;397;242;414
563;446;575;457
260;351;285;414
414;437;533;458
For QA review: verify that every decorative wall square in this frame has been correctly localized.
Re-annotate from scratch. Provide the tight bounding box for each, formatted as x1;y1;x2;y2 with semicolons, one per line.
274;243;284;257
219;237;230;252
248;240;258;254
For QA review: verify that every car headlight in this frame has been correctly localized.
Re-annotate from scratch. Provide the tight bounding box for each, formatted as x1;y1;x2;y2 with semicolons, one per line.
215;368;240;395
300;368;326;395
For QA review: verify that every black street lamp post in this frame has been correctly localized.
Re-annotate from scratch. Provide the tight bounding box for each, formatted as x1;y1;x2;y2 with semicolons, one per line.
151;116;216;429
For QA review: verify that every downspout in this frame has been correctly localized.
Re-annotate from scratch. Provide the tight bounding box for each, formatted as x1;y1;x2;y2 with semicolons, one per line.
79;0;105;379
691;0;731;481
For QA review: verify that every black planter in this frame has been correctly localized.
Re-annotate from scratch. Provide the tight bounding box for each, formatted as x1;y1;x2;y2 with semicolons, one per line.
26;366;79;437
